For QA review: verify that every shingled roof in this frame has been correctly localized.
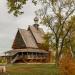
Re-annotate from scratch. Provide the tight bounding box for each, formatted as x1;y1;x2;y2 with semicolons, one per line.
19;29;38;48
6;48;48;56
12;24;45;49
28;25;44;44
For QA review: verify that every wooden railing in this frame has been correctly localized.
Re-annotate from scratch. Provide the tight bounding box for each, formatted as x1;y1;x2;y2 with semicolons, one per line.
11;52;48;63
24;55;47;59
11;55;19;63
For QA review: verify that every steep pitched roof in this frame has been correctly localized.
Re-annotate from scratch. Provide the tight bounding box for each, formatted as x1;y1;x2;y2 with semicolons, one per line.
12;25;45;49
18;29;38;48
6;49;48;56
28;26;44;44
12;30;26;49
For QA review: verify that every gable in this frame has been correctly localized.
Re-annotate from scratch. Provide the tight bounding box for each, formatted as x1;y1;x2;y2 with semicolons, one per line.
12;30;26;49
29;26;44;44
19;29;38;48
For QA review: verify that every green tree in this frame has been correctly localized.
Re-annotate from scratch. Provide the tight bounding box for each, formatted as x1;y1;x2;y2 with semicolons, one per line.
35;0;75;65
7;0;37;16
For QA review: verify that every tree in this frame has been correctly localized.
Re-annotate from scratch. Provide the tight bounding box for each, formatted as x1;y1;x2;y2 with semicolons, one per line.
59;50;75;75
7;0;37;16
35;0;75;64
66;16;75;55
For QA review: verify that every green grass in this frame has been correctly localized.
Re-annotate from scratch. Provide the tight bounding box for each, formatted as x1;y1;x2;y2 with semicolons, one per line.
1;64;59;75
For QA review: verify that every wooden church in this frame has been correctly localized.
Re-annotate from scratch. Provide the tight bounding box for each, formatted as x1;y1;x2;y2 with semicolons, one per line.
6;17;51;63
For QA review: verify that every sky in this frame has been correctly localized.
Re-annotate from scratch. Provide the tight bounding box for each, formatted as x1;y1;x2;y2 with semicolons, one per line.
0;0;46;54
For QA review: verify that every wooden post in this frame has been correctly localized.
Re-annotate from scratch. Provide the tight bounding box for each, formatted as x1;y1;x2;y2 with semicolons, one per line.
27;52;28;58
36;52;37;63
32;52;33;63
22;52;23;57
27;52;28;63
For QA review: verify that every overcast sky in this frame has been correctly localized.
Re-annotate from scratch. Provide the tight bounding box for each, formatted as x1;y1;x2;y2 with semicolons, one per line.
0;0;45;54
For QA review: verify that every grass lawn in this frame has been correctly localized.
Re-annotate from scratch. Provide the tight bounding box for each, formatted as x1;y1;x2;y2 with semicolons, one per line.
1;64;59;75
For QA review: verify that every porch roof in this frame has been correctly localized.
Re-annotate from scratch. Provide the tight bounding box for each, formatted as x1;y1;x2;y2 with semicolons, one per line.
5;48;48;56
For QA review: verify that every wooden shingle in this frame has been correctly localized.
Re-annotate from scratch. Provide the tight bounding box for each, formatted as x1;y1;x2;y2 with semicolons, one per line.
19;29;38;48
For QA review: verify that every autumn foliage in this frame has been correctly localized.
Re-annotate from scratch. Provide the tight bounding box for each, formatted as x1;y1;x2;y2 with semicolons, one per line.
59;50;75;75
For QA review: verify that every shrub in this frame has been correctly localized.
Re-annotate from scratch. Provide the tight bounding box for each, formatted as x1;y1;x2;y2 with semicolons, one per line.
59;50;75;75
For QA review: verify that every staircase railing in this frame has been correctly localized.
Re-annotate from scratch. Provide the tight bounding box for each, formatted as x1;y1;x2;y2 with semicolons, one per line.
11;54;19;63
